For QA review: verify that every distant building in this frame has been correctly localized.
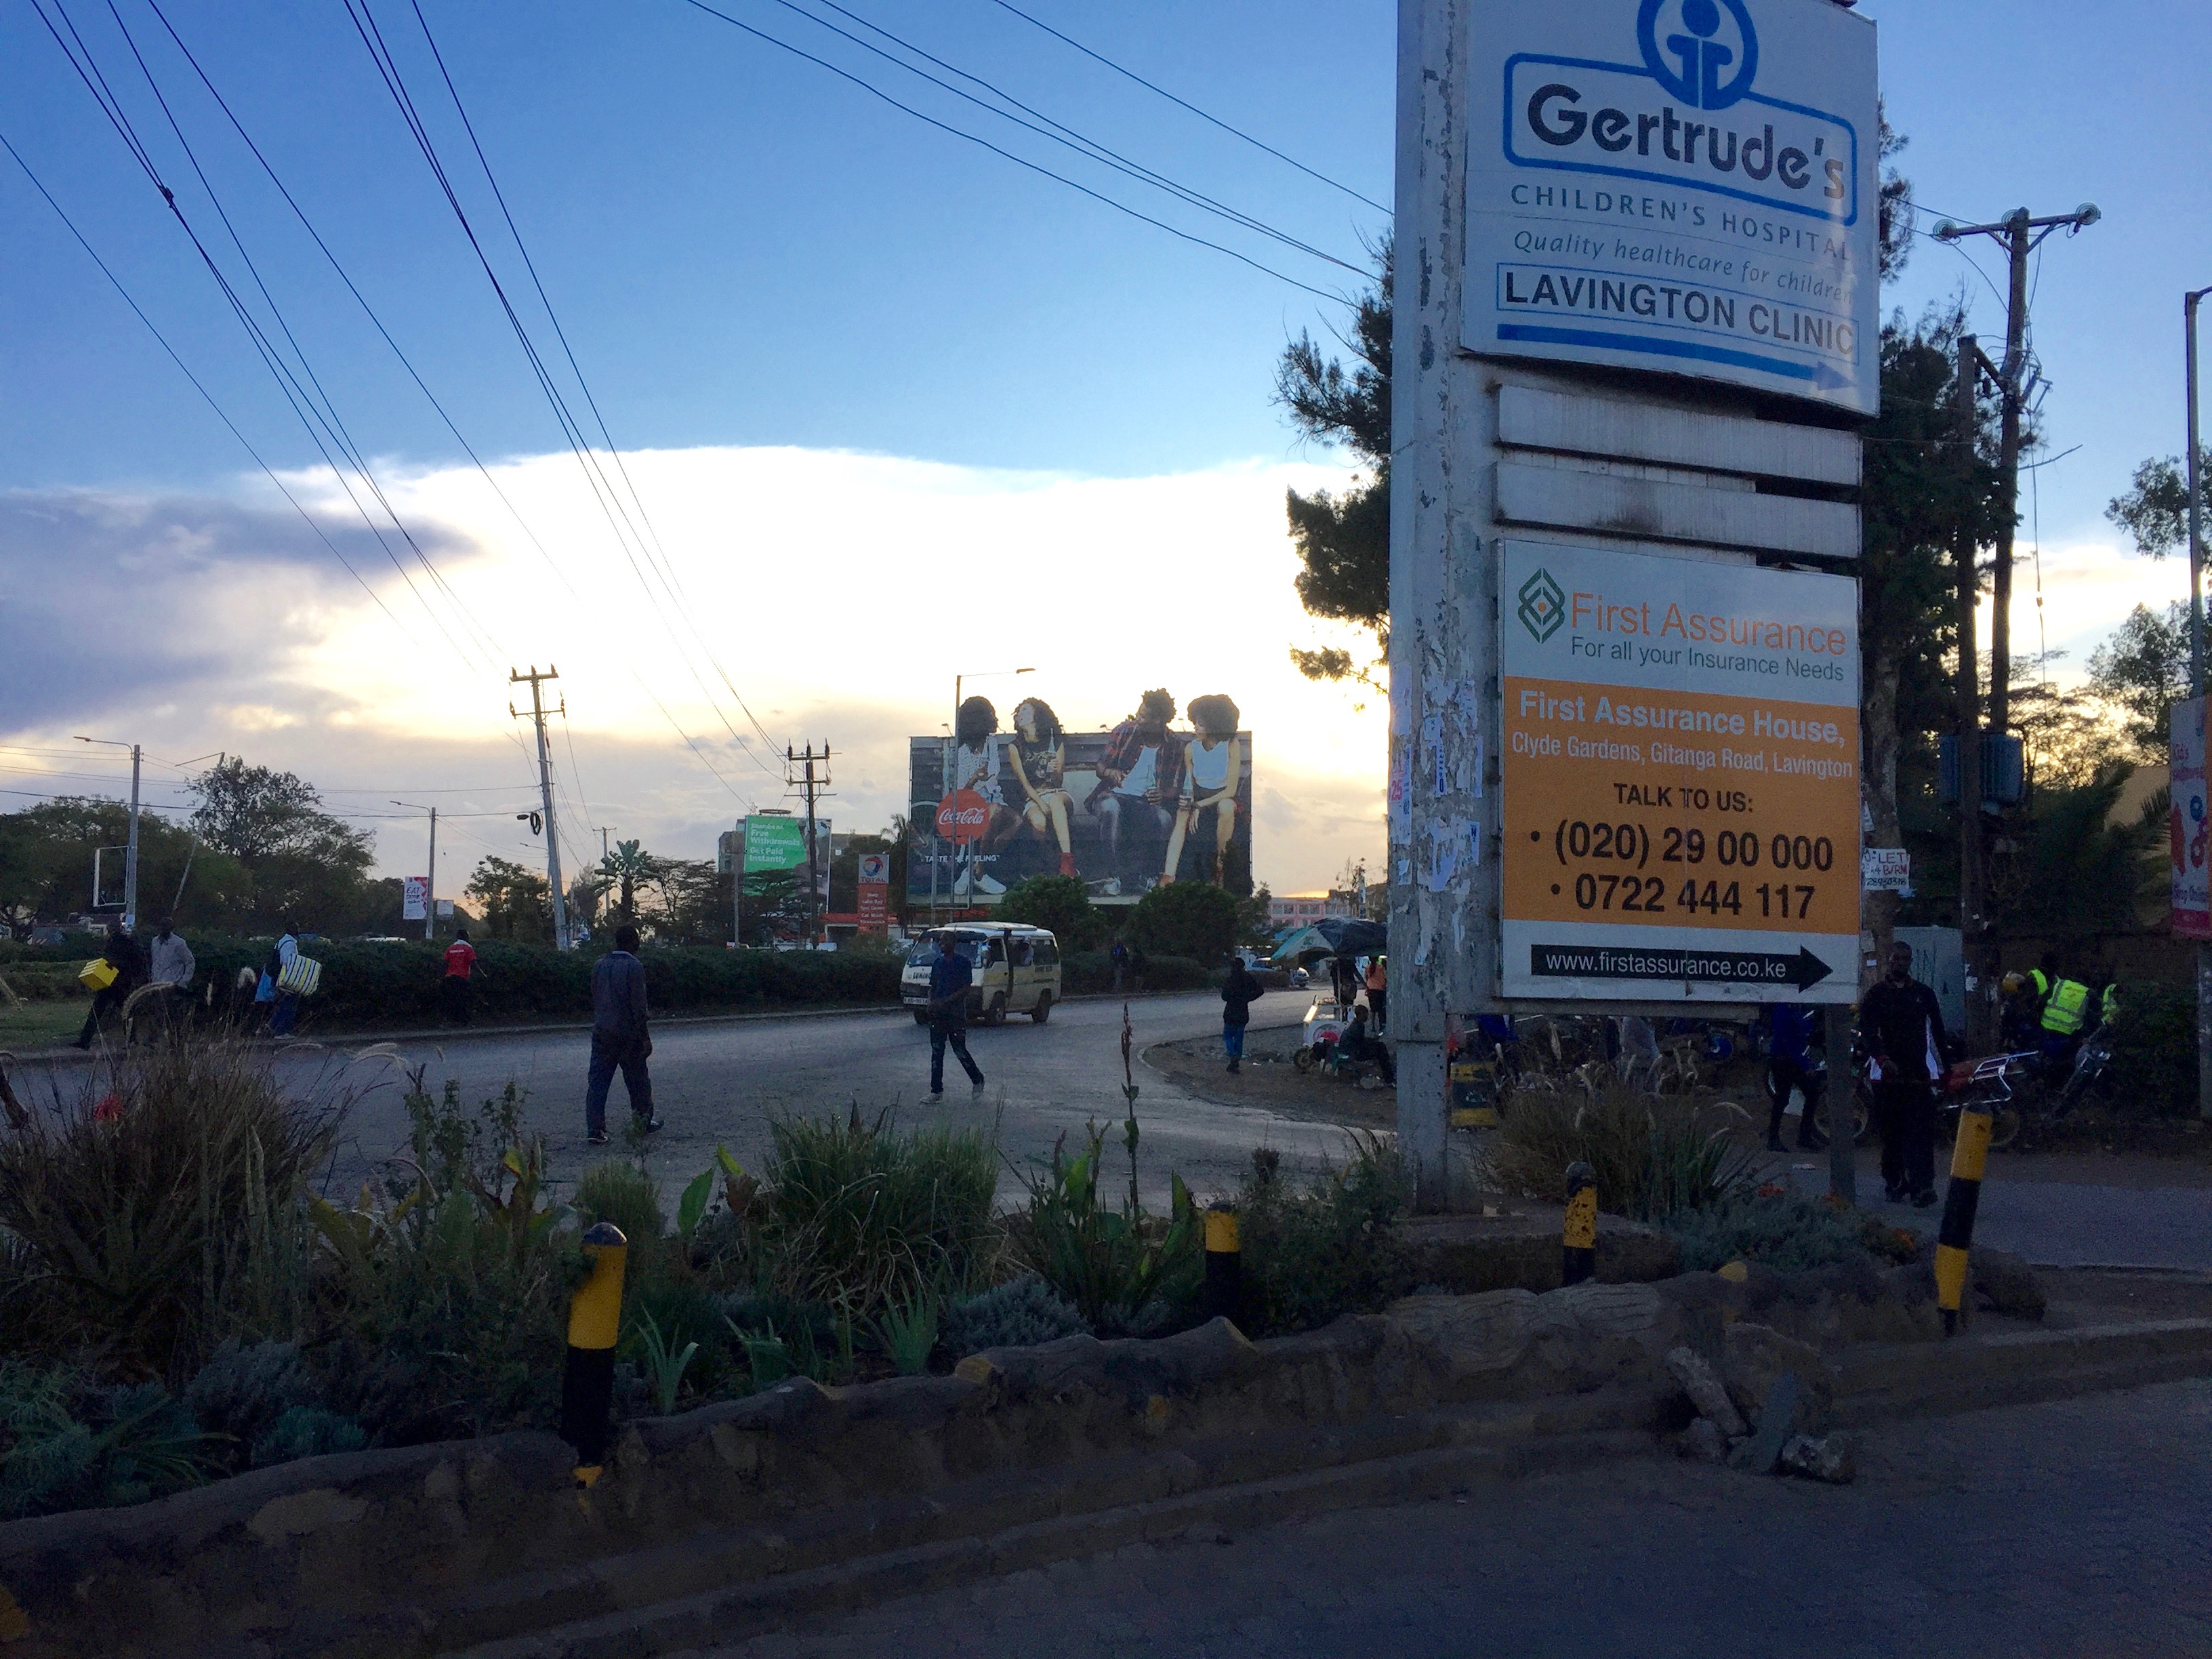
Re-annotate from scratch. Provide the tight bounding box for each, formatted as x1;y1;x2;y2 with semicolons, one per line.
1269;892;1355;926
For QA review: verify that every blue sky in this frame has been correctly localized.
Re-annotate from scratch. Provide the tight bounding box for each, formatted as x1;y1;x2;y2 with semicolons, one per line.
1;0;2206;891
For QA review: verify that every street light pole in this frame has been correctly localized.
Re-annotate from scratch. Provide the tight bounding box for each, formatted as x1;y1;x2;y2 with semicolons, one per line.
392;802;438;941
2188;287;2212;1120
74;736;141;930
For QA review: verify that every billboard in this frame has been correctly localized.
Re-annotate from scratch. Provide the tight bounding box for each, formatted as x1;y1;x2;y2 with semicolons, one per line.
857;851;890;932
403;876;429;922
907;690;1253;909
737;815;832;939
2173;697;2209;939
1464;0;1880;415
1498;539;1860;1002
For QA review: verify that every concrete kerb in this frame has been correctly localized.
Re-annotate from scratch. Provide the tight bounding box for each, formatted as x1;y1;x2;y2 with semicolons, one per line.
7;989;1205;1067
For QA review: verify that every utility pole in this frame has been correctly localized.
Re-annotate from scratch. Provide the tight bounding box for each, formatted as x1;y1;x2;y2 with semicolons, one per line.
786;743;832;946
1936;205;2098;1042
393;801;439;941
74;737;141;930
2188;286;2212;1119
510;666;571;951
1935;207;2101;741
1952;334;1994;1048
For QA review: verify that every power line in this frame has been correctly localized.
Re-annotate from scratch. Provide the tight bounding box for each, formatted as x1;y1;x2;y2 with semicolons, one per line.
757;0;1364;273
985;0;1389;216
0;127;422;649
677;0;1351;306
343;0;779;787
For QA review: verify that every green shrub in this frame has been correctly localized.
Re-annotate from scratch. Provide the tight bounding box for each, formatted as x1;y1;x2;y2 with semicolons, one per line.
1012;1123;1200;1334
1664;1191;1869;1275
575;1159;665;1244
0;1042;338;1379
1126;883;1240;966
186;1339;314;1452
753;1110;998;1315
942;1274;1086;1355
2106;983;2196;1115
996;876;1107;949
1482;1082;1755;1222
0;1373;218;1518
250;1406;367;1467
1237;1136;1415;1336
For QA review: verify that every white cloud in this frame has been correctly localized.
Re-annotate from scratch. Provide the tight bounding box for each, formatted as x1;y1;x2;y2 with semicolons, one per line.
1;446;1387;898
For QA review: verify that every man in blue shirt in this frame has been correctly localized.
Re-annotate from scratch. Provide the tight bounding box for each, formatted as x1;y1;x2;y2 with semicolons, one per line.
924;934;987;1103
585;926;662;1146
1765;1001;1824;1153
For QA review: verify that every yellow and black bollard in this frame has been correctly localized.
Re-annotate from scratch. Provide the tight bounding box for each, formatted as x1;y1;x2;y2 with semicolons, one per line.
1561;1161;1597;1286
1935;1108;1992;1336
562;1221;629;1486
1203;1204;1242;1326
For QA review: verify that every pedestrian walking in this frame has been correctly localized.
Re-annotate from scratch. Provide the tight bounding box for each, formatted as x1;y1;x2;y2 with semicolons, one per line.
441;926;477;1025
924;933;985;1103
1764;1002;1825;1153
1111;938;1130;994
258;922;305;1037
1221;952;1263;1073
1364;955;1388;1029
585;926;660;1146
1858;940;1949;1206
143;916;195;1038
74;920;142;1048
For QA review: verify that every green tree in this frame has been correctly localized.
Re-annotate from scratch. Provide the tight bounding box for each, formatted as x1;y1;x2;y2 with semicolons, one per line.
0;797;249;935
639;857;726;944
2087;602;2191;761
188;758;374;929
2106;450;2212;561
596;838;652;926
1127;882;1240;965
996;874;1105;949
1995;762;2163;941
465;857;552;945
1275;239;1391;687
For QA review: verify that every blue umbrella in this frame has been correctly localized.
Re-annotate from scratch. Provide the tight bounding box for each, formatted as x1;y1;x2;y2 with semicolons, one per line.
1269;917;1385;962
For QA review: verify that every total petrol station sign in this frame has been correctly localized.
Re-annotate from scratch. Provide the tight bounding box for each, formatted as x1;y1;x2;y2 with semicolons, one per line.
1498;541;1860;1003
1465;0;1880;414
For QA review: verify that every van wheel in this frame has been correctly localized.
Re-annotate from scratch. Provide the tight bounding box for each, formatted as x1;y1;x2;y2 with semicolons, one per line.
987;993;1008;1027
1030;991;1052;1025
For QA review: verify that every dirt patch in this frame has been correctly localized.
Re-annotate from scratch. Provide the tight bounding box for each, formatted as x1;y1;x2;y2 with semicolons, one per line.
2039;1267;2212;1324
1145;1027;1395;1128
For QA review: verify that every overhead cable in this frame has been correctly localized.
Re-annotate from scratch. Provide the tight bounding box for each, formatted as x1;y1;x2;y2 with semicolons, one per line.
985;0;1389;215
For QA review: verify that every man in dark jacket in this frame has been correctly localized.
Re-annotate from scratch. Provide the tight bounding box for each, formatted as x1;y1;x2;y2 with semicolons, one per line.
1858;940;1949;1206
924;933;985;1102
1765;1002;1825;1153
74;920;142;1048
1221;955;1263;1073
585;926;660;1145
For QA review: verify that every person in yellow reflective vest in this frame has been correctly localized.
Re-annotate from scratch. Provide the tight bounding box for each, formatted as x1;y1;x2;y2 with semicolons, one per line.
2038;967;2093;1071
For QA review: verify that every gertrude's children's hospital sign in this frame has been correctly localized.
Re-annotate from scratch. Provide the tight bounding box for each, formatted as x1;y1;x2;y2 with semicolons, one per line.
1465;0;1880;414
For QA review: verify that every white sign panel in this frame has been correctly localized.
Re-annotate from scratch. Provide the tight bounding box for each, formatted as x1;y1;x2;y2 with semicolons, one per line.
1498;540;1860;1002
403;876;429;922
1861;846;1909;893
1465;0;1880;414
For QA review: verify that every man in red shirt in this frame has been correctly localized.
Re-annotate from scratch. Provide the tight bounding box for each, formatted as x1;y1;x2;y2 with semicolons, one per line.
442;926;476;1025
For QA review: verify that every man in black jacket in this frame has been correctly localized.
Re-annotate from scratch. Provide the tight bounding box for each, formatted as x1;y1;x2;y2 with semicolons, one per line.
585;926;661;1146
1221;954;1263;1073
1858;939;1949;1206
74;920;142;1049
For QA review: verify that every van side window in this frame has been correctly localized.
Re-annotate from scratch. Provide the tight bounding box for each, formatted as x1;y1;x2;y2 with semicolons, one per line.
1012;939;1034;967
1033;939;1058;967
983;939;1003;966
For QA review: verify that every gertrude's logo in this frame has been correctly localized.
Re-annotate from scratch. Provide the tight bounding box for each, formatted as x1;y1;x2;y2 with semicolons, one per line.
1518;569;1567;643
1638;0;1759;111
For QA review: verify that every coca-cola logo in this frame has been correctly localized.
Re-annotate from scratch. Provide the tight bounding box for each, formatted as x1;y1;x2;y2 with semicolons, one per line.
935;790;989;844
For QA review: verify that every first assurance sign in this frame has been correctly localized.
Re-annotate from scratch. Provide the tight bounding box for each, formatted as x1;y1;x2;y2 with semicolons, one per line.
1500;541;1860;1004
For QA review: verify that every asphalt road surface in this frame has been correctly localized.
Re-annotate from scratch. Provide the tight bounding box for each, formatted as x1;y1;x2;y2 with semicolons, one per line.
197;992;1329;1204
693;1378;2212;1659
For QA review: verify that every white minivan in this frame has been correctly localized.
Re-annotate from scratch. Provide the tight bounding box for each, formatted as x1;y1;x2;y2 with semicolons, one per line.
902;926;1062;1025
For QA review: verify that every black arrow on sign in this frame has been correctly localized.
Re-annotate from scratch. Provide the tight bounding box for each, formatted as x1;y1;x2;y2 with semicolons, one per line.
1530;943;1836;992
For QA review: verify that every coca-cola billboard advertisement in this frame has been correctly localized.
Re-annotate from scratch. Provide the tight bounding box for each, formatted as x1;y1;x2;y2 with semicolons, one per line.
907;687;1252;911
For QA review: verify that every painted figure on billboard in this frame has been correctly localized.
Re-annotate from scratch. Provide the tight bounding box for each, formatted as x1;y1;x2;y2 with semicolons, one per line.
1086;689;1185;896
950;697;1009;899
1004;698;1078;878
1163;694;1242;885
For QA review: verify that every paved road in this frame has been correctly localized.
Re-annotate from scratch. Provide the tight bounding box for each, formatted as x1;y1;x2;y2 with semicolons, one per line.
693;1378;2212;1659
10;994;1328;1206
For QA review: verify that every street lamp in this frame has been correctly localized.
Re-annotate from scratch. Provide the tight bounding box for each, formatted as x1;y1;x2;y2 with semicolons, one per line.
2187;286;2211;697
74;735;141;929
392;801;439;942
